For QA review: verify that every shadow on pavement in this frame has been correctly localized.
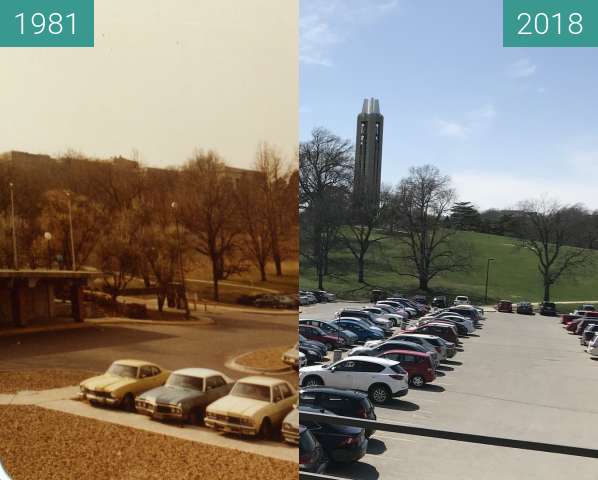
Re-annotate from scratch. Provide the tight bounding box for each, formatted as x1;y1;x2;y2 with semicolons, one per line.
366;438;386;455
329;461;380;480
436;365;454;372
421;384;445;393
442;360;462;366
382;400;419;412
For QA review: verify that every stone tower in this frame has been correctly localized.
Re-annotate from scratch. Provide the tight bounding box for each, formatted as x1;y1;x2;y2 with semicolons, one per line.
353;98;383;206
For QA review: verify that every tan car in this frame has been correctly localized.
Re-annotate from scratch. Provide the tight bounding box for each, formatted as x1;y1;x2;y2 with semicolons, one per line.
79;359;170;411
204;376;297;437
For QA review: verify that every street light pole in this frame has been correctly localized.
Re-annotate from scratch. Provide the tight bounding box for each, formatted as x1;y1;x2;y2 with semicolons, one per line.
44;232;53;269
65;191;76;270
9;183;18;270
171;202;190;319
484;258;495;305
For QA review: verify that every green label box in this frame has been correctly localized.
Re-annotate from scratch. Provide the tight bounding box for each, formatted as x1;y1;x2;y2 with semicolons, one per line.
0;0;93;47
504;0;598;47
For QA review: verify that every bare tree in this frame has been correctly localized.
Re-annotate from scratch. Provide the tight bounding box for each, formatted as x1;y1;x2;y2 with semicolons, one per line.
299;128;353;288
517;198;594;301
178;151;243;301
236;171;272;281
391;165;471;290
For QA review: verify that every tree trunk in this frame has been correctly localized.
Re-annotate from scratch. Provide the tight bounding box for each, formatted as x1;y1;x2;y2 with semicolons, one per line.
358;256;365;283
259;263;267;282
543;282;550;302
211;258;220;302
419;277;429;291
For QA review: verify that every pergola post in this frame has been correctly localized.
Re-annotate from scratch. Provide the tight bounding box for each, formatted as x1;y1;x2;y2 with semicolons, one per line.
10;280;28;327
70;283;85;323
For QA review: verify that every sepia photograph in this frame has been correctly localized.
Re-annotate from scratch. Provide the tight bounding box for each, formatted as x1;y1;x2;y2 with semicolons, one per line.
0;1;299;479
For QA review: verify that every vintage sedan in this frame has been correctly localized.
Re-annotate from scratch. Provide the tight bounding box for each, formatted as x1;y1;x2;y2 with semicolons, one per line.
79;359;170;410
281;406;299;444
205;376;297;437
135;368;234;424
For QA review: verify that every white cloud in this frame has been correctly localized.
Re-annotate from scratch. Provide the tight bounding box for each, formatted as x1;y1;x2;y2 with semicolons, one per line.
435;103;496;140
300;0;399;67
436;120;469;139
508;58;537;78
452;171;598;211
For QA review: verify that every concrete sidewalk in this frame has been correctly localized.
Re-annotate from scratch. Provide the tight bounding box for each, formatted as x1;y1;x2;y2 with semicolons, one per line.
0;386;296;462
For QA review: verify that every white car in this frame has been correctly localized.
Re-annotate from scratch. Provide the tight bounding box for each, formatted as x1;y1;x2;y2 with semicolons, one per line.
395;333;449;360
362;306;406;328
454;295;470;306
377;300;416;318
299;356;409;404
587;335;598;357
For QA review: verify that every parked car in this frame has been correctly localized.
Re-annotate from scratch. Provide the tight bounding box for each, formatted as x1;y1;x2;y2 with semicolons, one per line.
135;368;233;424
337;309;394;334
587;335;598;358
575;318;598;335
298;342;324;365
581;324;598;346
427;312;475;333
388;297;428;316
412;295;428;305
300;405;368;463
205;376;297;437
405;323;459;345
516;302;533;315
496;300;513;313
331;318;384;342
539;302;557;316
299;319;358;345
311;290;336;302
431;296;448;309
300;291;318;304
445;305;483;325
362;306;405;328
79;359;170;411
299;325;346;350
348;339;438;366
579;304;596;312
282;345;302;369
395;333;449;360
454;295;470;306
300;387;377;437
384;334;441;359
299;356;409;404
419;317;469;336
282;406;300;444
378;349;436;387
377;300;417;318
299;426;329;474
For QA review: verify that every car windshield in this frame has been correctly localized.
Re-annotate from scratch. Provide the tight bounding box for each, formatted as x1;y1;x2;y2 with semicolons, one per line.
166;374;204;391
299;429;317;454
107;363;138;378
231;382;271;402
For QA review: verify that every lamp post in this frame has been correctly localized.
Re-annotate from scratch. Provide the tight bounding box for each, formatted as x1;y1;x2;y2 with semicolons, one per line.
44;232;53;269
9;182;18;270
171;201;190;318
65;191;76;270
484;258;495;305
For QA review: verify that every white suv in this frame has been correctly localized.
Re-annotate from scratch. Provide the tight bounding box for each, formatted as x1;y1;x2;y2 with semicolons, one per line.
299;356;409;404
454;295;470;306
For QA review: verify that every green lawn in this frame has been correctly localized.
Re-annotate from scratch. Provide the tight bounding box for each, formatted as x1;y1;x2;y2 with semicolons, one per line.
300;230;598;304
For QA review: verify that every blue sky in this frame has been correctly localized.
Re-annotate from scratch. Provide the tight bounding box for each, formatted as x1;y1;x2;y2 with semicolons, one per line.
300;0;598;210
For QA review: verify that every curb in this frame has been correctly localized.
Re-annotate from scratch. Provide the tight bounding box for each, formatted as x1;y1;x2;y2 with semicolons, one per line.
87;317;214;327
0;322;93;338
225;350;295;376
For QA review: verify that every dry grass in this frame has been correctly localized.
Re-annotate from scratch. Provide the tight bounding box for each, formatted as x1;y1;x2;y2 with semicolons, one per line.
0;369;99;394
0;405;298;480
235;346;292;371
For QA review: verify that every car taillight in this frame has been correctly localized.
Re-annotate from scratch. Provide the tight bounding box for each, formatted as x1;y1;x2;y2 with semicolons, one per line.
390;374;405;380
427;368;434;373
299;453;314;464
340;436;359;446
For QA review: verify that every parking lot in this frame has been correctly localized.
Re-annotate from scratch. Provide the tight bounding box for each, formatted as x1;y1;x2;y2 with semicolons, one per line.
300;301;598;479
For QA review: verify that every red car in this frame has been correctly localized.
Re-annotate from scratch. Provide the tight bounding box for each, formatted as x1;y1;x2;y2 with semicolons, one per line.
404;323;459;345
299;324;345;350
496;300;513;313
378;349;436;388
565;319;583;333
561;314;580;325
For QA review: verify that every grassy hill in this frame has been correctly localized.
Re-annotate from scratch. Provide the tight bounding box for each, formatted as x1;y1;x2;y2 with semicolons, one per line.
300;230;598;304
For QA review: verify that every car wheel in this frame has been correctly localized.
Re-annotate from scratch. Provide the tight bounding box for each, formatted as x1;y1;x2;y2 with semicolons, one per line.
410;375;425;388
369;384;391;404
122;393;136;412
259;418;273;439
303;375;324;387
191;408;205;425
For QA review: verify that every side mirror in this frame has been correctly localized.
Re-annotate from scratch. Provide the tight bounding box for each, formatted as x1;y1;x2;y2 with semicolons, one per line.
329;366;336;372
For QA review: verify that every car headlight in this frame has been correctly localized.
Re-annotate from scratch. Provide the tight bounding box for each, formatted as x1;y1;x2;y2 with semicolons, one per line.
240;417;253;426
79;385;86;392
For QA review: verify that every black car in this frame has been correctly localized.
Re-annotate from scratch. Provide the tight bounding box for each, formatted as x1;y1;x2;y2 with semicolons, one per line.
299;335;327;356
539;302;557;316
300;387;377;437
299;343;324;365
299;405;368;463
299;426;328;474
432;296;448;308
311;291;330;303
516;302;534;315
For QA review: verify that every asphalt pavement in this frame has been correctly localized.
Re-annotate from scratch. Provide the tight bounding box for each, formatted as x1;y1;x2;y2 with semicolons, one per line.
300;302;598;480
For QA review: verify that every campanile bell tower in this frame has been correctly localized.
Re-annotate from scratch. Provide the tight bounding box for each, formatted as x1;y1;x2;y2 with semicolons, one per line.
353;98;383;206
